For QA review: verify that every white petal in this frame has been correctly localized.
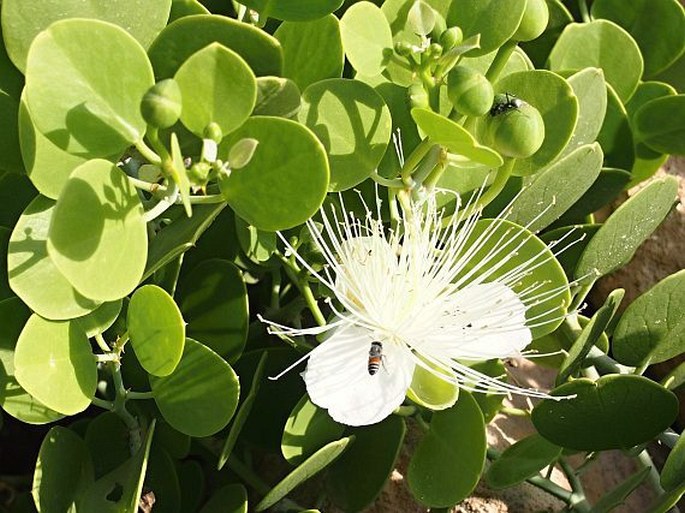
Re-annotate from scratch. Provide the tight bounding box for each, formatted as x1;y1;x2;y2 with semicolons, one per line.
421;282;532;360
302;324;415;426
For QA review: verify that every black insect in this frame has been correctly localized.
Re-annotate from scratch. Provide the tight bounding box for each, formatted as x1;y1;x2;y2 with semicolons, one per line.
489;92;524;117
367;341;384;375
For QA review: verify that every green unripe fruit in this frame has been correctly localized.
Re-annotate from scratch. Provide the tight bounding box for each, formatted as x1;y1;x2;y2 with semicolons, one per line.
439;26;463;50
447;66;494;117
140;79;182;129
480;94;545;159
513;0;549;42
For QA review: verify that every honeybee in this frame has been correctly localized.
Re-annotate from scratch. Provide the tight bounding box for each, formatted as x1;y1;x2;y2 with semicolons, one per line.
368;341;384;375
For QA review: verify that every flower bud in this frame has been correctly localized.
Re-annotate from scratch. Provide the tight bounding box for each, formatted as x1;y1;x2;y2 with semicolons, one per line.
203;122;223;143
447;66;494;117
439;26;463;50
188;162;211;185
513;0;549;42
229;138;259;169
408;83;429;110
140;79;182;129
480;93;545;159
425;43;443;61
394;41;414;57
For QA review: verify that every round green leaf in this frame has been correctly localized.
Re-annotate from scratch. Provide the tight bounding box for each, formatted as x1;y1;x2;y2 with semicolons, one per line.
146;447;181;513
299;79;392;191
169;0;210;21
14;315;96;416
25;19;154;157
84;412;130;479
256;437;352;512
549;20;643;103
240;0;343;21
407;361;459;411
0;297;63;424
150;338;240;437
177;259;248;362
613;270;685;366
128;285;185;377
76;300;122;339
446;0;527;56
254;76;302;119
326;417;405;513
591;0;685;77
47;160;148;302
634;95;685;155
460;219;571;339
376;82;421;178
200;484;247;513
575;176;678;280
662;431;685;491
532;375;678;451
175;43;256;138
412;108;503;168
33;427;92;513
562;68;607;158
507;143;603;232
19;97;93;200
486;434;562;489
408;392;486;507
275;15;344;92
340;2;393;77
148;14;283;79
1;0;171;72
491;70;578;175
282;395;345;465
8;196;101;320
178;460;205;513
218;116;329;231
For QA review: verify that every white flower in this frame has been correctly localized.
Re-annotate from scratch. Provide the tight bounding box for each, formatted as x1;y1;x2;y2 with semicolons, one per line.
262;188;572;426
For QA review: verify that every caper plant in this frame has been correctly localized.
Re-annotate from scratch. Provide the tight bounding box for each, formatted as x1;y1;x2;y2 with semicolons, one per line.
0;0;684;512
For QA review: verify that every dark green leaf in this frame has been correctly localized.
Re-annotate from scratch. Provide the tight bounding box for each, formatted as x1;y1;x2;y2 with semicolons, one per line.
485;434;562;489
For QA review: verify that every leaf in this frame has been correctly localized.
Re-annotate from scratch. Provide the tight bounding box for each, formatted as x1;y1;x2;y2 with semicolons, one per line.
412;108;503;168
325;417;405;513
218;352;268;470
32;427;93;513
8;196;100;320
407;360;459;410
199;484;247;513
175;43;256;139
561;68;607;158
47;160;148;302
340;2;394;77
575;177;678;280
76;300;123;338
549;20;643;103
485;434;562;489
446;0;527;56
591;0;685;78
177;259;248;362
2;0;171;72
662;431;685;491
634;95;685;155
556;289;624;384
84;412;130;479
507;143;603;232
24;19;154;157
492;70;579;176
169;0;209;22
255;437;353;511
597;85;635;171
408;392;486;507
275;15;343;91
239;0;343;21
612;270;685;366
150;338;240;437
78;420;156;513
299;79;392;191
282;395;345;466
253;76;302;119
14;315;95;415
128;285;186;377
218;116;329;231
591;466;651;513
532;375;678;451
148;14;283;79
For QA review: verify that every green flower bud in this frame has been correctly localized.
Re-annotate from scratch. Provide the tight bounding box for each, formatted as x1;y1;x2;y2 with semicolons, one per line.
480;93;545;159
187;162;211;185
394;41;414;57
229;138;259;169
447;66;494;117
439;26;463;50
513;0;549;42
425;43;443;61
140;79;182;129
203;122;223;143
408;83;430;110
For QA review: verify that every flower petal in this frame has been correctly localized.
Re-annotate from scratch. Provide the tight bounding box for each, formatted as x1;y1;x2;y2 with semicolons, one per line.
302;324;415;426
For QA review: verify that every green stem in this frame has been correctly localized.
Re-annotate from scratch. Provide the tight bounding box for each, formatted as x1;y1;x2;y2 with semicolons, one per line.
225;455;270;495
270;269;281;310
276;253;326;327
484;40;517;83
127;175;167;195
400;139;433;184
636;449;665;497
586;346;633;375
94;333;110;353
134;138;162;166
109;361;142;453
393;405;417;417
185;194;225;205
577;0;591;23
559;458;591;512
370;170;405;188
91;397;114;410
411;144;443;187
127;391;154;400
